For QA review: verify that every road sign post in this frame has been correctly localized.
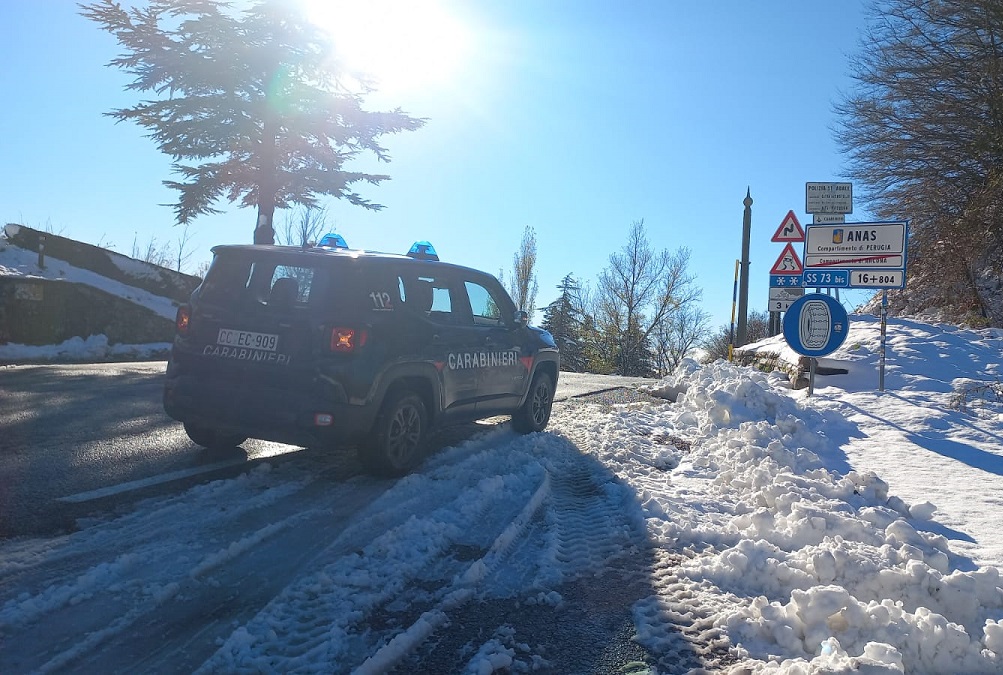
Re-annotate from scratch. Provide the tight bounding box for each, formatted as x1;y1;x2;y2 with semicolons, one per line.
768;210;807;335
737;190;753;346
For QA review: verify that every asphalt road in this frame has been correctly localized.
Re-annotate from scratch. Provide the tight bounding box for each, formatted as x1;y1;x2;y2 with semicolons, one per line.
0;362;652;538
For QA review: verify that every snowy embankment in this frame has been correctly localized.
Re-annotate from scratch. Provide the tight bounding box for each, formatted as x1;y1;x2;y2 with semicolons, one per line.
634;354;1003;673
0;232;175;362
1;317;1003;673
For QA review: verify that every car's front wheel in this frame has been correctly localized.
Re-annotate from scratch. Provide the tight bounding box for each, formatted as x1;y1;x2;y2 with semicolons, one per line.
511;371;554;433
361;390;427;476
183;422;246;450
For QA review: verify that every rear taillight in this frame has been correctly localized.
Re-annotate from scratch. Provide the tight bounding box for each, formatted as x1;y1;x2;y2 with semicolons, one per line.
175;306;191;336
329;327;367;353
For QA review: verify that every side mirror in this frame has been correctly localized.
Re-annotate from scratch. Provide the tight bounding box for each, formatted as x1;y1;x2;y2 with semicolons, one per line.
513;310;529;327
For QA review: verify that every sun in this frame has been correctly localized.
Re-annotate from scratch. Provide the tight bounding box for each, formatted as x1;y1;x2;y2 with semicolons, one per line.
299;0;472;95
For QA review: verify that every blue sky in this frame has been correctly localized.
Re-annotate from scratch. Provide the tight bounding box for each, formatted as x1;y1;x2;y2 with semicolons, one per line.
1;1;877;328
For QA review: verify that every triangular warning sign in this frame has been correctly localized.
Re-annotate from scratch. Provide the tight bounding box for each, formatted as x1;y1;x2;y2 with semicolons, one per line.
771;210;805;242
770;242;804;274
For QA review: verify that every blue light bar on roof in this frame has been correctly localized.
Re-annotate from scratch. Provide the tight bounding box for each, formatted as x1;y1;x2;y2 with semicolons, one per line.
406;240;439;261
317;233;348;249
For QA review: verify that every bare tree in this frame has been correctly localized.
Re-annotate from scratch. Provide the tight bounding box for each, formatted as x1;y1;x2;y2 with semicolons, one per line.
507;225;539;320
653;304;710;375
174;224;197;272
193;258;211;281
595;220;702;376
836;0;1003;324
701;310;771;363
278;206;330;247
131;233;173;268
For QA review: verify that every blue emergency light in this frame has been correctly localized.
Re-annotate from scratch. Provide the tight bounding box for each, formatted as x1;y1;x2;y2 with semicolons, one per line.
406;240;439;261
317;233;348;249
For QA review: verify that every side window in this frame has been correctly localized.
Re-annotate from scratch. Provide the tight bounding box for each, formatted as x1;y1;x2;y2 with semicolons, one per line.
330;267;397;314
404;274;456;324
465;281;505;327
430;285;452;315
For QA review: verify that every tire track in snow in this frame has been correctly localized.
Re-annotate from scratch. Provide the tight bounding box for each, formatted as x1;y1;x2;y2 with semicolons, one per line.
554;396;739;672
0;461;390;673
390;405;671;673
195;447;550;673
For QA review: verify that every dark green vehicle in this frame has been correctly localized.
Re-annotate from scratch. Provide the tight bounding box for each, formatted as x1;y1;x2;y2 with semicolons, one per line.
163;239;559;475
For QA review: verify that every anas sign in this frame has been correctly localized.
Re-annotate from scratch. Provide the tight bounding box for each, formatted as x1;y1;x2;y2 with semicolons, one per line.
803;221;908;289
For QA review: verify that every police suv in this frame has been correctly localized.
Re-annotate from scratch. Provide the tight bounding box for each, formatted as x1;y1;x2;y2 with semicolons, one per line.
163;238;560;475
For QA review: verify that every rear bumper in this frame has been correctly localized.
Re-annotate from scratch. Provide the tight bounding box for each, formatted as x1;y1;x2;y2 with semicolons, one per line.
163;372;376;447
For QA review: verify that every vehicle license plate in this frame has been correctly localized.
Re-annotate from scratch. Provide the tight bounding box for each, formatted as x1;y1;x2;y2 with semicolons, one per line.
217;328;278;352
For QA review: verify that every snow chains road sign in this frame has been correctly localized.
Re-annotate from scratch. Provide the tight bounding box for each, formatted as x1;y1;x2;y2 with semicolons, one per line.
782;293;849;357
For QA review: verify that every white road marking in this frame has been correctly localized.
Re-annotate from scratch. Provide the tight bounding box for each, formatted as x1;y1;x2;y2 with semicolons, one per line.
57;445;302;503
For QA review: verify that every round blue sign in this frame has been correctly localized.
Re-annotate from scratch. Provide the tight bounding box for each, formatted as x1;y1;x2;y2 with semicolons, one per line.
782;293;849;357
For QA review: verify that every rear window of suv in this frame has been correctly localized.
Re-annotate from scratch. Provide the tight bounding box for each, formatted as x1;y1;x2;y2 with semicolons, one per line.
199;253;317;308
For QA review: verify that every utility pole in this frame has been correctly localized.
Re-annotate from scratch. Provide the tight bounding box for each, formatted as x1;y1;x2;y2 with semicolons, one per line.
737;188;752;346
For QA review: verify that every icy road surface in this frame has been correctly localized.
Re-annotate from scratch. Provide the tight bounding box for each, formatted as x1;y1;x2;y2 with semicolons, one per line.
0;391;725;674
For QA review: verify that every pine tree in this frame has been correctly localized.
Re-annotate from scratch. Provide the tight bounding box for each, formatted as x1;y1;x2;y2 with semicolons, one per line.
80;0;424;244
541;273;585;372
579;314;615;375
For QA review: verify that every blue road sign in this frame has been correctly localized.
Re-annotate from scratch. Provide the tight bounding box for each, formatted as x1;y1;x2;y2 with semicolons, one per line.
770;274;802;288
782;293;850;357
801;269;850;288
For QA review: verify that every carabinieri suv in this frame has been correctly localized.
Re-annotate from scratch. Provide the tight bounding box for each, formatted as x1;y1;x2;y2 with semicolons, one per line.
163;238;560;475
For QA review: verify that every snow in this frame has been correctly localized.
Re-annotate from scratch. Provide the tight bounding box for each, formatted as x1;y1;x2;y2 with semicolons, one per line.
0;224;179;323
2;236;1003;672
0;333;171;362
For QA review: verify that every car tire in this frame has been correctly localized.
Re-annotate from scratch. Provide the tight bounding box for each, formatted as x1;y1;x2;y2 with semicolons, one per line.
361;390;427;476
183;422;246;450
511;371;554;434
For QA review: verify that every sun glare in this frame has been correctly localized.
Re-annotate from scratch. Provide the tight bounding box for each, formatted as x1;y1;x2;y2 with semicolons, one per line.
300;0;471;95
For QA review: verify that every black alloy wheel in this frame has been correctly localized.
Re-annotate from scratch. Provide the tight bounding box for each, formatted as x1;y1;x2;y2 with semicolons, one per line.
362;390;427;476
512;372;554;433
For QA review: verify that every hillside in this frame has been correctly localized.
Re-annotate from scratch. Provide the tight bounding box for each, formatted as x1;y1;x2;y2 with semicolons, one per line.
0;224;199;362
857;262;1003;329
